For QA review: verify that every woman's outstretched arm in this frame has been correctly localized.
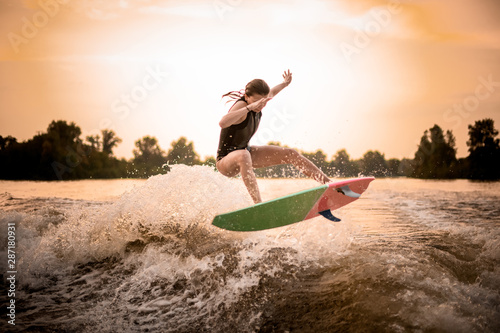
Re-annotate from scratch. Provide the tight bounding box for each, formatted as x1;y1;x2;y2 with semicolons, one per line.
269;69;292;98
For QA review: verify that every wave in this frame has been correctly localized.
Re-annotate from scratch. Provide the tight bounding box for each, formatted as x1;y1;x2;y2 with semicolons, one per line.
1;165;356;332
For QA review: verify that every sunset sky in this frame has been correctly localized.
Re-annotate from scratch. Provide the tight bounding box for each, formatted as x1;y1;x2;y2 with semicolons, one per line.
1;0;499;161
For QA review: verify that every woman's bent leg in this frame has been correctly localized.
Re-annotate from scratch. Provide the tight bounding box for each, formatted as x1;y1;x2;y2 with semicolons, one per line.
216;150;262;203
250;145;331;184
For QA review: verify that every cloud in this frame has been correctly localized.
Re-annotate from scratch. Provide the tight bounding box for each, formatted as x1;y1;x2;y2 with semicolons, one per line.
17;0;123;20
20;0;40;10
393;0;500;47
52;0;149;21
68;0;128;20
139;4;216;19
329;0;500;49
59;0;217;21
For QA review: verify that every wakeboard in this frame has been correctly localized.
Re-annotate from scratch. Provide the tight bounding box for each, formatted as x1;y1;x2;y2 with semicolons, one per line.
212;177;375;231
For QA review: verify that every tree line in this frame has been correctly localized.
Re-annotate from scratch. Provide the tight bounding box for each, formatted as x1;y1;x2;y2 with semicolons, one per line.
0;118;499;180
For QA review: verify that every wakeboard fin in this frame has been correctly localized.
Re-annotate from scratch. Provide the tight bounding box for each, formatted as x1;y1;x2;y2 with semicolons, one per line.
318;209;341;222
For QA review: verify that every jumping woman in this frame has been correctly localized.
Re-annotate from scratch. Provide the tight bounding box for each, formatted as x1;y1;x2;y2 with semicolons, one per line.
216;70;331;203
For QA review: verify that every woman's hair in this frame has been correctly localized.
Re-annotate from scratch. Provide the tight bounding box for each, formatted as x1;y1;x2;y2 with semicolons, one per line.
222;79;270;102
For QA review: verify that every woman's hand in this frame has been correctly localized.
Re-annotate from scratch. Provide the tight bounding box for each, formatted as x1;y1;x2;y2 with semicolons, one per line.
248;97;272;112
283;69;292;86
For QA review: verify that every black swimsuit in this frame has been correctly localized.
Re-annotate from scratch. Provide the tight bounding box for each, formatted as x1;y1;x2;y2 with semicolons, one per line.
217;97;262;161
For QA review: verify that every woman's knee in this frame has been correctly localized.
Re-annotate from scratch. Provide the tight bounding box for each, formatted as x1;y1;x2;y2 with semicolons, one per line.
216;161;234;177
234;149;253;166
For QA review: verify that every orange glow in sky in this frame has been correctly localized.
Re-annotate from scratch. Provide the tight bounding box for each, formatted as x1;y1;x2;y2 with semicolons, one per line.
1;0;499;160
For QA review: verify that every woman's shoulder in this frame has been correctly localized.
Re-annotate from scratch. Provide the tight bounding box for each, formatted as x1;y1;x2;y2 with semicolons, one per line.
233;96;247;105
229;99;247;112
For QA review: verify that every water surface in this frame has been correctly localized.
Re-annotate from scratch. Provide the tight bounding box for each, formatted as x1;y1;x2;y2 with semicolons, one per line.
1;166;499;332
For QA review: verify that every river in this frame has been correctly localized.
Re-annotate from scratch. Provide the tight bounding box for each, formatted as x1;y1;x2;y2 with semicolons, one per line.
1;165;499;332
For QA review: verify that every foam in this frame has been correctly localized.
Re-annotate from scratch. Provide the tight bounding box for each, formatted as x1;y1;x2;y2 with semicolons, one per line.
7;165;355;291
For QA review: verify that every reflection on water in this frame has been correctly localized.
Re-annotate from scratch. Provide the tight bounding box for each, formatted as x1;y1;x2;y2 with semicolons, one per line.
0;167;499;332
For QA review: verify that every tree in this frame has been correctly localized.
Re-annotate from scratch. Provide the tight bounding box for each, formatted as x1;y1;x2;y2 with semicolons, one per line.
166;137;200;165
360;150;387;177
467;118;500;179
386;158;400;177
398;158;414;177
0;136;17;151
101;129;122;155
331;149;359;177
412;125;457;178
46;120;82;145
86;135;101;151
0;135;20;179
1;120;128;180
302;149;330;175
203;156;217;169
42;120;92;179
132;136;166;177
267;141;287;147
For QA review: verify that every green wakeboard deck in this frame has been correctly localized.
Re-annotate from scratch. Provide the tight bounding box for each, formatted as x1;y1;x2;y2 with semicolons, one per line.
212;185;327;231
212;177;375;232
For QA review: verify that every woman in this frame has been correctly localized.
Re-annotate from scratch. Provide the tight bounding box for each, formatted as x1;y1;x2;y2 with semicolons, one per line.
216;70;331;203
